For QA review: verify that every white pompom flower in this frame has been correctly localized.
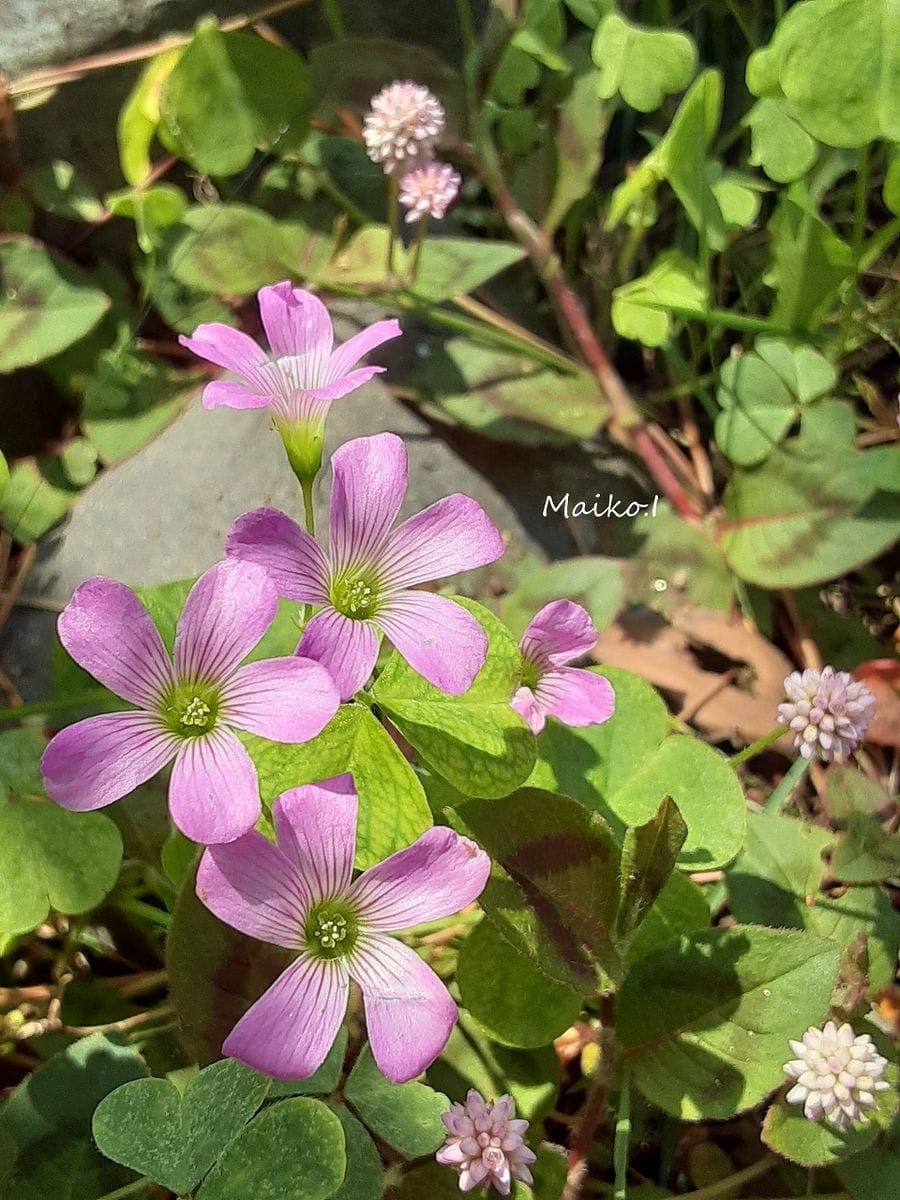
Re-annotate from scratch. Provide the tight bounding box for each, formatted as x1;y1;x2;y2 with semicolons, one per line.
784;1021;891;1129
362;81;446;175
436;1090;536;1195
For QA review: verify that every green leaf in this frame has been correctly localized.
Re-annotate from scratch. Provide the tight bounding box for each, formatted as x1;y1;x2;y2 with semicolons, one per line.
616;796;687;944
607;737;746;871
722;404;900;588
618;927;841;1120
160;25;311;175
715;338;836;467
326;1104;384;1200
198;1098;346;1200
749;0;900;148
592;13;696;112
412;239;527;304
373;598;536;800
169;864;293;1065
630;506;735;613
624;870;710;968
244;705;432;870
838;1115;900;1200
763;1041;898;1165
28;160;105;222
457;919;582;1048
0;238;110;372
831;814;900;884
83;347;196;464
0;731;123;935
407;337;605;445
728;812;900;990
501;557;623;641
0;1034;148;1200
0;458;81;543
344;1044;448;1158
168;204;303;295
118;47;183;184
728;811;832;928
611;251;708;348
545;37;609;232
885;152;900;215
451;788;622;989
59;437;99;486
92;1060;269;1195
826;763;892;821
0;449;8;501
745;98;818;184
768;184;854;331
527;667;669;808
846;444;900;492
106;184;188;253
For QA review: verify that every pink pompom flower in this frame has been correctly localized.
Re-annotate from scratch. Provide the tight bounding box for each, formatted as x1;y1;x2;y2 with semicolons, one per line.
362;80;445;175
399;161;461;223
511;600;616;735
226;432;505;701
777;666;875;761
436;1089;536;1195
196;776;490;1083
40;561;340;844
784;1021;890;1129
179;282;401;479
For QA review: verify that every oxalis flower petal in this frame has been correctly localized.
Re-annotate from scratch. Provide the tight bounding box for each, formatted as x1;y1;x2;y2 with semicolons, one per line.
227;432;504;701
196;776;490;1082
179;283;401;479
512;600;616;735
40;560;340;845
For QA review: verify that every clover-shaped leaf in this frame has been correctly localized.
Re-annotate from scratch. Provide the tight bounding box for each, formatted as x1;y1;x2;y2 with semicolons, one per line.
611;251;707;348
92;1060;270;1195
715;338;836;466
745;98;817;184
747;0;900;148
0;732;123;936
592;13;696;112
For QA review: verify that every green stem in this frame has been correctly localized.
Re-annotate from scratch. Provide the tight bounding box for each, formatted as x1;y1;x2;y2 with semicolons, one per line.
730;724;790;767
322;0;345;39
672;1154;778;1200
95;1179;152;1200
408;215;428;285
454;0;476;59
387;175;400;276
0;689;112;725
841;143;871;350
765;754;810;813
612;1073;631;1200
301;477;316;538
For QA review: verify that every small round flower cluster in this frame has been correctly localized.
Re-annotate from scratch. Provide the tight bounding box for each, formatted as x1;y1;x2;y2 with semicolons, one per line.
436;1090;536;1195
363;80;461;224
777;666;875;762
784;1021;890;1129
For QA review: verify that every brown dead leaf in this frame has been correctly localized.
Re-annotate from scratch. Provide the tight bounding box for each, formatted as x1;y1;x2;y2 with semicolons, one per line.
854;659;900;749
592;602;793;748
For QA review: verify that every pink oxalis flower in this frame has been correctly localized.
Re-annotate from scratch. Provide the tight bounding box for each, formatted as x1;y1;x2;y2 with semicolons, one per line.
196;776;490;1082
40;561;339;844
179;283;401;478
399;161;461;223
227;432;505;700
436;1090;536;1195
511;600;615;735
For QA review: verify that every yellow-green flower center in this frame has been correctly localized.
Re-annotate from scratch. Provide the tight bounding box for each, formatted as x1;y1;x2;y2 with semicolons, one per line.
161;682;220;738
331;573;380;619
520;657;542;690
304;902;359;961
